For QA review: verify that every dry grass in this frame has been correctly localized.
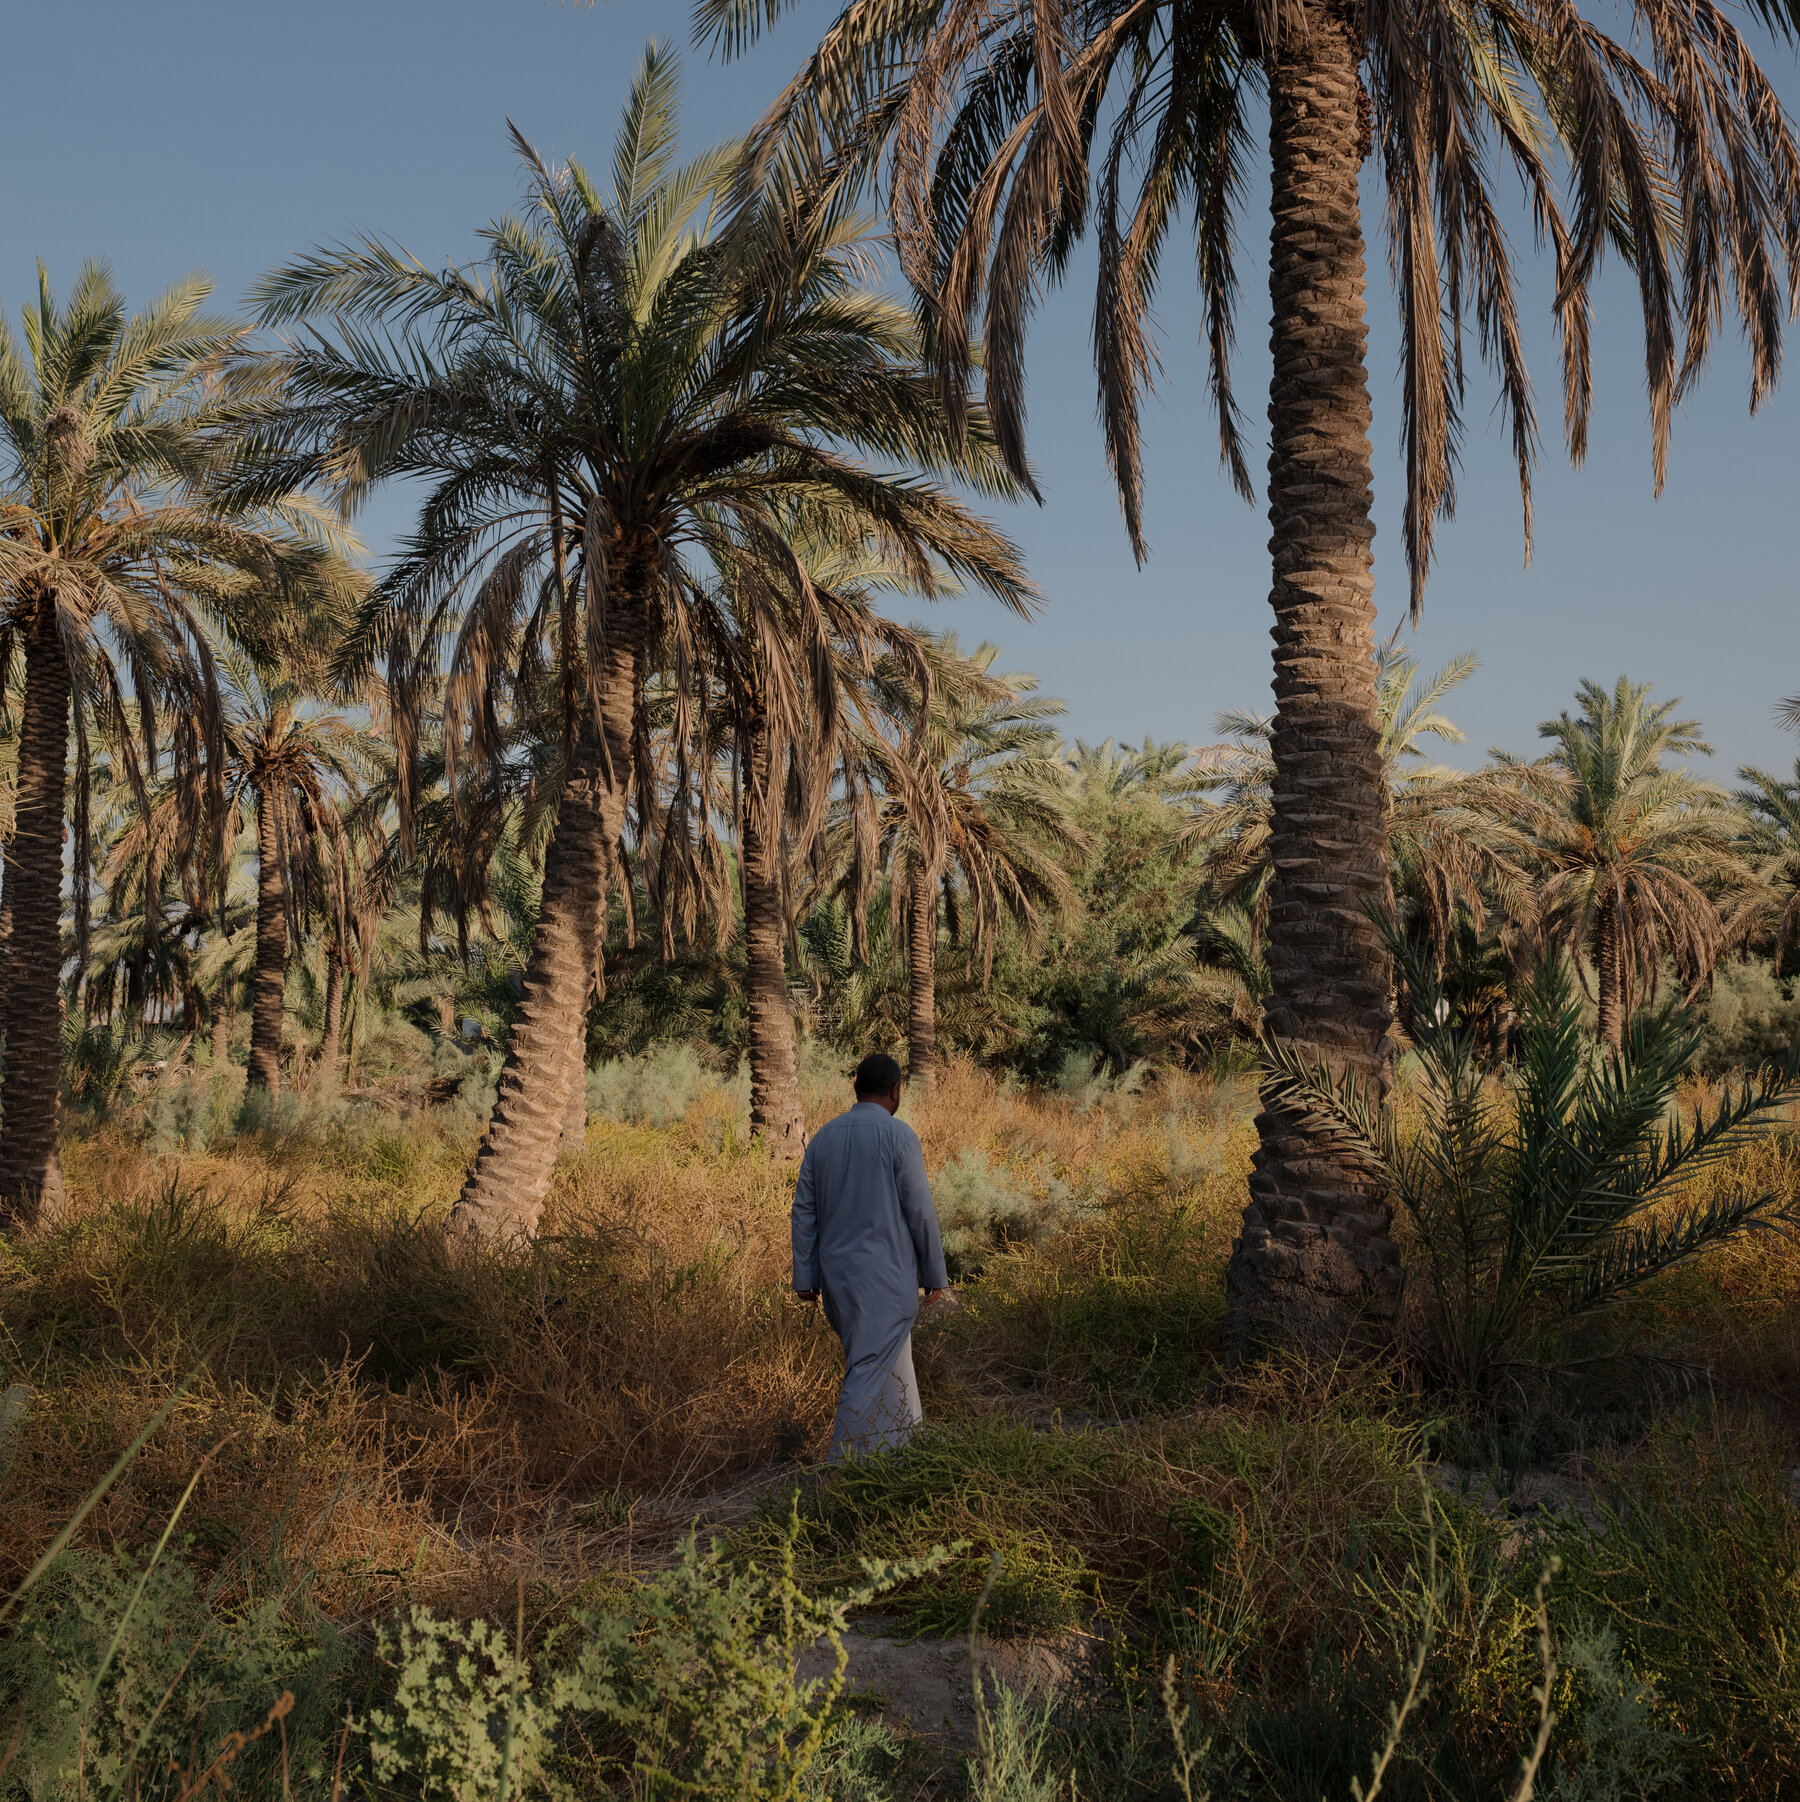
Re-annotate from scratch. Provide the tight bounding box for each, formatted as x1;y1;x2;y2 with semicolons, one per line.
2;1055;1796;1656
0;1059;1252;1628
5;1055;1800;1796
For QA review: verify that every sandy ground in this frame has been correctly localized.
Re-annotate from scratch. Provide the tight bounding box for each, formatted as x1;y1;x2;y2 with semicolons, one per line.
795;1616;1098;1747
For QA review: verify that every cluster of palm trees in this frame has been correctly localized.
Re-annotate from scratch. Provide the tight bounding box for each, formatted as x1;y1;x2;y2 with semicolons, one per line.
7;0;1800;1356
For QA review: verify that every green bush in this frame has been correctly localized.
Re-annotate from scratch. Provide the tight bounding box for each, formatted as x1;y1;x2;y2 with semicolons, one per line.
1544;1425;1800;1792
585;1044;747;1130
931;1149;1082;1277
363;1515;950;1801
0;1546;345;1800
1267;946;1800;1393
1689;957;1800;1075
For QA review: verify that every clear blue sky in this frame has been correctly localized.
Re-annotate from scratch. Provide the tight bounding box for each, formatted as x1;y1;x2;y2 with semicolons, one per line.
5;0;1797;779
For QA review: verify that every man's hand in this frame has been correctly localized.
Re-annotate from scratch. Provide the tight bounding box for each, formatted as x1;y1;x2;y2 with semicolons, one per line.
921;1287;958;1310
796;1288;820;1303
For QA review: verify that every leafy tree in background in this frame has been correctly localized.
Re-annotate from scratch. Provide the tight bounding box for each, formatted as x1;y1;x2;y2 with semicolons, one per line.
704;0;1800;1355
254;45;1031;1233
1736;694;1800;977
1020;739;1223;1075
213;655;375;1101
1735;766;1800;974
1504;677;1742;1051
0;264;353;1223
690;538;944;1152
830;635;1079;1086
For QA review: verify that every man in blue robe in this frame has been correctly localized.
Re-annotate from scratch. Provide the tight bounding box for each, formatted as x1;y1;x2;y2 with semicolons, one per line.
792;1053;949;1459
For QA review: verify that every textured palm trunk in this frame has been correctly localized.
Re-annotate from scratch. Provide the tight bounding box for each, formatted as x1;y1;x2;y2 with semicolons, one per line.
1223;11;1400;1360
0;598;71;1226
247;795;287;1102
743;726;806;1155
1594;898;1624;1051
906;850;938;1088
320;953;344;1080
557;1033;590;1153
211;980;232;1069
453;554;647;1237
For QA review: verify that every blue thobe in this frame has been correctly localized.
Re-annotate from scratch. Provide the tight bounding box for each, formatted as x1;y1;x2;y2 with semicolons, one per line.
792;1102;948;1459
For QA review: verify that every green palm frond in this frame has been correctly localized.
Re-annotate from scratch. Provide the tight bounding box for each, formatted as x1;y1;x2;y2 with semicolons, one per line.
1267;928;1800;1390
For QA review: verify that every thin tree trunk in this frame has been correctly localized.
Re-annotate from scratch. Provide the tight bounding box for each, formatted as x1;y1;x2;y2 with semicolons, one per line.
0;597;71;1225
906;849;938;1088
552;463;591;1161
744;724;806;1155
211;979;232;1069
1223;13;1400;1360
320;953;343;1080
1595;896;1624;1051
453;548;647;1238
247;794;287;1102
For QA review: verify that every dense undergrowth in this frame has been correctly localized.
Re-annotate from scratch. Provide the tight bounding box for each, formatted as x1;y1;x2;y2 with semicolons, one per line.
2;1052;1798;1796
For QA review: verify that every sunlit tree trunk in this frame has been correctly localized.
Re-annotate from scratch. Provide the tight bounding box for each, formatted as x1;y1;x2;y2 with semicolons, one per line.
247;793;287;1102
906;849;938;1088
1223;11;1400;1359
0;595;71;1225
453;539;650;1238
743;722;806;1154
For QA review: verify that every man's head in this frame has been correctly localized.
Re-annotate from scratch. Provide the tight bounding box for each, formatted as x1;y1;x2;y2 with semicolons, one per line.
853;1052;904;1114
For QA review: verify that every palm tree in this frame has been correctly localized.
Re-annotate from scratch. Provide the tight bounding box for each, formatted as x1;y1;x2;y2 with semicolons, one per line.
1266;938;1800;1393
214;655;373;1103
707;0;1800;1351
1733;761;1800;977
720;546;939;1152
1503;677;1741;1051
0;264;353;1223
832;635;1079;1085
254;45;1032;1235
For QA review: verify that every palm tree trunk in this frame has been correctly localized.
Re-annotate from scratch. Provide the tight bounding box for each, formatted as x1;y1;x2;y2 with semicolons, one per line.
744;725;806;1154
906;850;938;1088
0;597;71;1226
453;550;648;1238
1223;13;1400;1360
211;979;232;1069
454;749;604;1234
247;794;287;1102
1595;897;1624;1051
320;952;344;1079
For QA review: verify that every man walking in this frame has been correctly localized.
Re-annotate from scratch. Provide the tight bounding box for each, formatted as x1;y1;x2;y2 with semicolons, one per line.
792;1052;949;1459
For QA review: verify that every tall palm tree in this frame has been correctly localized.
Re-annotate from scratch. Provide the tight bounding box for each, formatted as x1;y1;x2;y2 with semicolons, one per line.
0;264;353;1223
254;45;1032;1236
714;544;939;1152
214;655;373;1103
833;635;1079;1085
706;0;1800;1350
1503;677;1740;1050
1732;760;1800;977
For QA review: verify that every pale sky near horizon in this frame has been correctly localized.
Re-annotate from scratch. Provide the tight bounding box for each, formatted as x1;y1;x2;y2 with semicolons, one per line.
3;0;1797;783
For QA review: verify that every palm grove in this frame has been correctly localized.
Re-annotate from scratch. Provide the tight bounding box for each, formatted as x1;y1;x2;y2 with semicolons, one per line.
3;11;1800;1366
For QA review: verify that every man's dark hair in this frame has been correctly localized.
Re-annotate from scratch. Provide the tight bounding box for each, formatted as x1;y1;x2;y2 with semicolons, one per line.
853;1052;904;1098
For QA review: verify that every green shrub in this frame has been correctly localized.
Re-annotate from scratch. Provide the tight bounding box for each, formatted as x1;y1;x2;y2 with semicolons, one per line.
1267;946;1800;1393
0;1545;345;1800
931;1149;1082;1276
1690;958;1800;1075
585;1044;747;1129
363;1515;951;1801
1544;1425;1800;1792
